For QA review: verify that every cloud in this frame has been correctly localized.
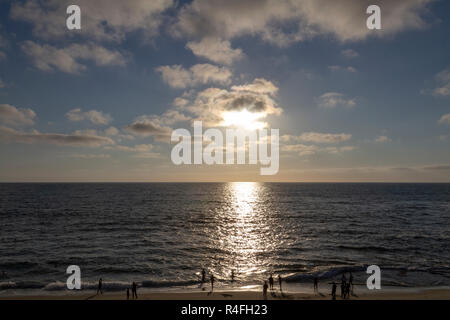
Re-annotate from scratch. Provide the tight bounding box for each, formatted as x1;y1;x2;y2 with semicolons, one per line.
341;49;359;58
329;65;357;73
114;144;154;153
68;153;111;159
11;0;174;42
66;108;113;125
432;69;450;97
186;38;244;65
281;144;320;156
156;64;232;88
281;143;355;156
172;0;432;46
184;78;282;127
438;113;450;125
21;41;127;74
0;125;115;147
282;132;352;144
126;117;172;142
318;92;356;109
0;104;36;126
104;126;120;136
375;135;391;143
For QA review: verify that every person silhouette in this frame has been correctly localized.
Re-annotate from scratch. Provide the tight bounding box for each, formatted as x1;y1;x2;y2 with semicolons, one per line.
210;274;215;292
132;281;138;299
126;288;130;300
331;282;337;300
313;277;318;293
263;281;268;300
349;272;354;295
278;275;282;291
97;278;103;295
340;279;345;298
268;274;274;290
201;268;206;284
345;282;351;299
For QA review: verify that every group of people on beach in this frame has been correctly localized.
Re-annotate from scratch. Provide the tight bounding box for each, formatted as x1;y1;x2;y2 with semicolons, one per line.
201;268;216;292
331;272;354;300
96;278;138;299
93;270;354;300
263;274;283;299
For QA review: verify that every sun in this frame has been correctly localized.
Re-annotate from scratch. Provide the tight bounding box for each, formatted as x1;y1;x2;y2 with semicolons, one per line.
221;109;266;130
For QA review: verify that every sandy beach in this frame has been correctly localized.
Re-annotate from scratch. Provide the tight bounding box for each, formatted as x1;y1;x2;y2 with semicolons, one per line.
1;287;449;300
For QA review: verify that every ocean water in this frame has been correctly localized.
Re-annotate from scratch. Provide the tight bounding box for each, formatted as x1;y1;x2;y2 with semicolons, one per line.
0;182;449;294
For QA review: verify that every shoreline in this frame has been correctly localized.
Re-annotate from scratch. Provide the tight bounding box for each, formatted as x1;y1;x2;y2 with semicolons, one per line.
1;286;449;300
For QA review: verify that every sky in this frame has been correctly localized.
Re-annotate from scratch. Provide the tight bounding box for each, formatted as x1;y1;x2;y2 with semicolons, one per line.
0;0;450;182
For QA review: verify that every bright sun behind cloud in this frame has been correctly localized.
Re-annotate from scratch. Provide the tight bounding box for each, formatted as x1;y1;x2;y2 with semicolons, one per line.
221;109;266;130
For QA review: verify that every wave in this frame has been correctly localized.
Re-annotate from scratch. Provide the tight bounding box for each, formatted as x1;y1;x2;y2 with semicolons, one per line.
284;264;368;283
1;279;201;292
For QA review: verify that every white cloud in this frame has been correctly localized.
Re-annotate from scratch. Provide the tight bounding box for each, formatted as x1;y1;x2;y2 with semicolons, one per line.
114;144;154;153
11;0;174;42
0;104;36;126
318;92;356;109
185;78;282;127
0;125;115;147
439;113;450;125
104;126;120;136
432;69;450;97
375;135;391;143
329;65;357;73
186;38;244;65
341;49;359;58
66;108;113;125
156;64;232;88
282;144;320;156
173;0;432;46
172;97;189;108
282;143;356;156
21;41;127;74
282;132;352;144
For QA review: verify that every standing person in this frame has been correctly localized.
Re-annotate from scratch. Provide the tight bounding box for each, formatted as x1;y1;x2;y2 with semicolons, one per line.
268;274;274;290
126;288;130;300
132;281;138;299
313;277;318;293
278;274;282;292
349;272;354;295
210;274;215;292
345;282;351;299
263;281;268;300
201;268;206;284
340;279;346;298
97;278;103;295
331;282;337;300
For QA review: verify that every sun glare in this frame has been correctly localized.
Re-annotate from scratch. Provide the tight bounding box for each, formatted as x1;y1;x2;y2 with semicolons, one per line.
221;109;266;130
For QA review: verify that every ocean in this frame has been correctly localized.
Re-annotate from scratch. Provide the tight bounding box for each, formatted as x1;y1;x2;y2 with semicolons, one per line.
0;182;449;294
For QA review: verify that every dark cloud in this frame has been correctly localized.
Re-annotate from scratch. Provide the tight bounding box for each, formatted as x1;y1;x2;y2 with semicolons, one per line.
0;125;114;147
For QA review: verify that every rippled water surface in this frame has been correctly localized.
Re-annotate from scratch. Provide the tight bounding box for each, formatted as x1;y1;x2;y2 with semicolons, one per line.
0;183;449;292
